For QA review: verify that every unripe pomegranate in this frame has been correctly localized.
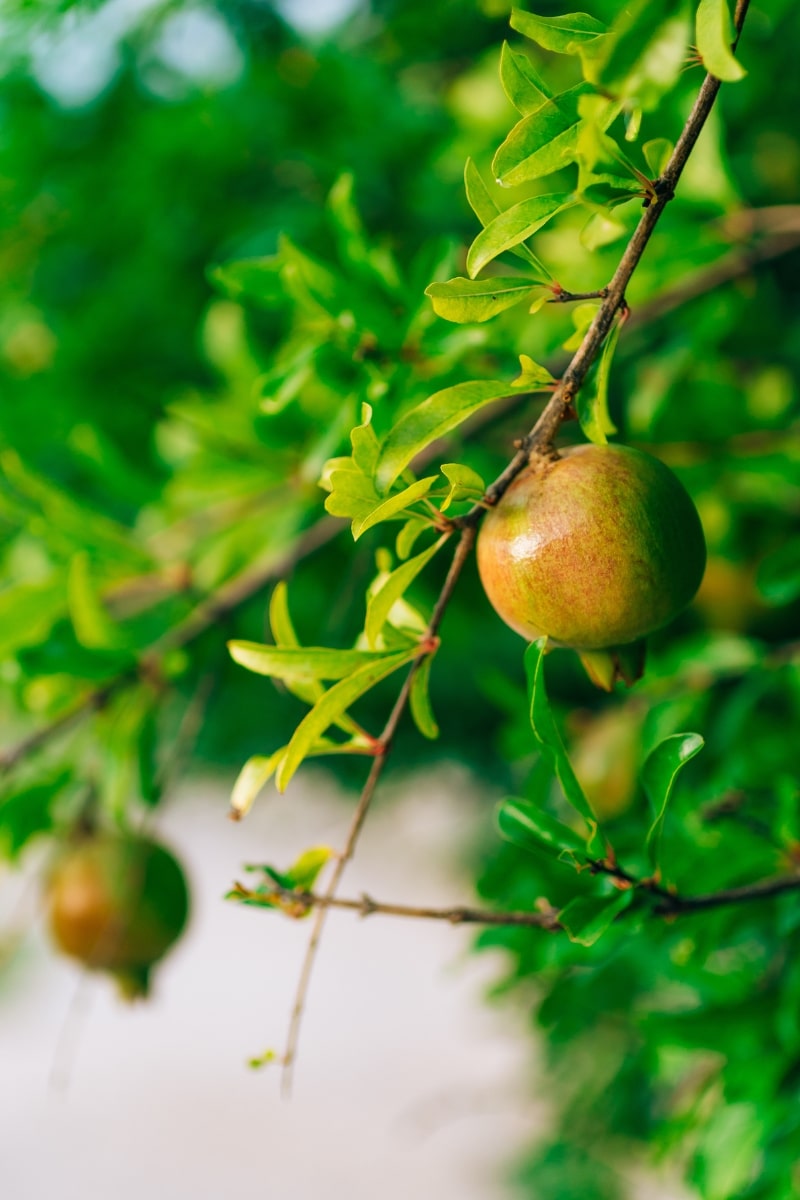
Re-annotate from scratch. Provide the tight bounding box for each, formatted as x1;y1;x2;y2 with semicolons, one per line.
46;830;190;998
476;443;706;687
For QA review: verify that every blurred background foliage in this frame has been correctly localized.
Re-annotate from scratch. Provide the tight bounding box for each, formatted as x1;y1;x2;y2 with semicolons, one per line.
1;0;799;1196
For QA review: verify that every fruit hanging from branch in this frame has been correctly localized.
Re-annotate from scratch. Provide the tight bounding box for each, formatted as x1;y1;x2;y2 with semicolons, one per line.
46;830;190;999
476;442;706;689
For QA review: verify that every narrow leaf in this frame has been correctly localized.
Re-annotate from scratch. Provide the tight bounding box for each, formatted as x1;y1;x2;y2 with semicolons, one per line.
559;889;634;946
510;9;609;54
230;751;285;819
525;640;604;855
467;193;572;278
696;0;746;82
497;798;587;859
577;319;620;445
365;535;447;648
228;642;389;683
426;276;541;323
643;732;705;868
396;516;430;561
376;381;524;493
409;653;439;739
276;649;415;791
499;40;553;112
269;583;363;737
492;85;589;187
464;159;549;274
68;553;124;650
352;476;439;539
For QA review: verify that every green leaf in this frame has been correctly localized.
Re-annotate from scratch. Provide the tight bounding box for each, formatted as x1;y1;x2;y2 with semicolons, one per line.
351;409;380;478
496;798;587;860
643;137;674;178
513;354;556;388
577;319;620;445
207;256;283;307
352;476;439;540
0;772;70;860
365;535;447;648
230;751;285;819
396;516;430;561
499;40;553;112
756;543;800;606
322;463;379;522
276;649;415;791
492;84;590;187
376;381;524;493
562;301;599;351
285;845;332;890
463;160;550;275
68;552;124;650
559;888;634;946
425;276;542;323
228;642;390;683
525;640;604;855
642;732;705;868
409;653;439;739
0;578;66;660
696;0;746;82
466;193;573;278
510;9;609;54
440;462;486;510
269;583;363;737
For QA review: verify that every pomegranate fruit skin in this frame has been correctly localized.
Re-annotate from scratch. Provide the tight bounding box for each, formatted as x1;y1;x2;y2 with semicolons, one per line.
47;832;189;989
476;443;706;650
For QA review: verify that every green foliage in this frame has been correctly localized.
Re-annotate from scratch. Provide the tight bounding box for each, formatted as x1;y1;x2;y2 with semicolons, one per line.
1;0;799;1196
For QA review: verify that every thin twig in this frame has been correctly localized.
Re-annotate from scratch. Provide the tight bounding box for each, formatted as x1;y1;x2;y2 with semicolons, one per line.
279;2;753;1091
235;863;800;929
280;527;475;1095
234;883;562;930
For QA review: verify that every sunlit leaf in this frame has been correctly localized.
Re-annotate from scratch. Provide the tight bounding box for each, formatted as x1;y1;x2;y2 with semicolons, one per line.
466;193;573;278
426;276;542;323
228;642;390;683
510;9;609;55
643;137;674;178
440;462;486;510
499;40;553;112
276;648;415;791
352;476;439;540
463;159;550;275
230;751;285;819
285;845;332;890
492;85;590;187
68;552;124;650
577;318;620;445
365;535;447;648
696;0;746;82
376;381;526;492
513;354;556;389
409;652;439;739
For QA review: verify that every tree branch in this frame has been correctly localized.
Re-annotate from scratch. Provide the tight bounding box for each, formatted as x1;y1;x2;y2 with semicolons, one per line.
234;863;800;931
278;4;753;1090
